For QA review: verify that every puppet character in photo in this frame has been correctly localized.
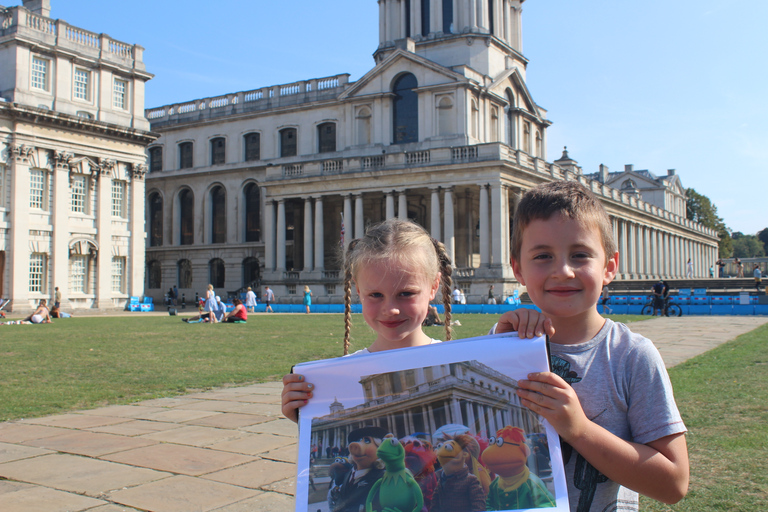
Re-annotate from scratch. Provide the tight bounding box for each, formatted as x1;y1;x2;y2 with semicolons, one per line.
332;426;387;512
366;434;423;512
430;434;487;512
401;434;438;510
328;456;354;510
482;426;556;510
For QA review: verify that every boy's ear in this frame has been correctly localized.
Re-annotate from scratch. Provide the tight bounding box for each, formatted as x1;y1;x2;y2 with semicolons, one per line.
510;258;526;286
603;251;619;284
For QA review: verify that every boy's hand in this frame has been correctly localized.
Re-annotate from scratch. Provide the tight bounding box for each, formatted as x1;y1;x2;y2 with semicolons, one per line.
516;372;588;443
281;373;314;423
496;309;554;339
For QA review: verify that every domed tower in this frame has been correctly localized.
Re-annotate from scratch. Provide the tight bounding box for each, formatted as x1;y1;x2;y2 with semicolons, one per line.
374;0;527;79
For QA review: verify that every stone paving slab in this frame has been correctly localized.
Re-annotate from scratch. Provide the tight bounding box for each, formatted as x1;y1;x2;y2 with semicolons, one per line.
0;316;764;511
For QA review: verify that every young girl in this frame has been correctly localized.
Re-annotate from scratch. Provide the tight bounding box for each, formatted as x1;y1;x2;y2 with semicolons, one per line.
281;218;551;422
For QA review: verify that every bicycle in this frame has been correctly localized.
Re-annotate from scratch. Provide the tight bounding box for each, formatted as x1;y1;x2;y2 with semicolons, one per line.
641;296;682;317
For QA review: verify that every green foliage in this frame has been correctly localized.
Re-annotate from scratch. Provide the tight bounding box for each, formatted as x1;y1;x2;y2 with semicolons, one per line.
686;188;732;257
758;228;768;254
732;234;766;258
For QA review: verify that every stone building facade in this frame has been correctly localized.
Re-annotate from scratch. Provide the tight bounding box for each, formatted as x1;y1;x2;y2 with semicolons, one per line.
0;0;154;310
143;0;718;303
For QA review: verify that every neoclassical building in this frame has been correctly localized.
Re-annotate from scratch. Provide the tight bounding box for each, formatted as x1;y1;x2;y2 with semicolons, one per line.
0;0;154;310
144;0;718;303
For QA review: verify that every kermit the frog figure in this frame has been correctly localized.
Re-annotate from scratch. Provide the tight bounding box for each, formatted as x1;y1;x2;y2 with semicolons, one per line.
366;434;423;512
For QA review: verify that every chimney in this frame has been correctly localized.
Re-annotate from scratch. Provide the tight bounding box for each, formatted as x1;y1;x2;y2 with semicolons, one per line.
667;169;676;176
624;164;634;173
22;0;51;17
598;164;609;183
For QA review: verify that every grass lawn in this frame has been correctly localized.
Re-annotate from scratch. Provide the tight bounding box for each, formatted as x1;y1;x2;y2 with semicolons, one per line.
0;312;643;421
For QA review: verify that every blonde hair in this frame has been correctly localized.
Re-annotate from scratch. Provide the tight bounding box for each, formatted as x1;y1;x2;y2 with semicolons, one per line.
511;181;617;263
342;218;453;355
207;284;214;291
304;285;310;292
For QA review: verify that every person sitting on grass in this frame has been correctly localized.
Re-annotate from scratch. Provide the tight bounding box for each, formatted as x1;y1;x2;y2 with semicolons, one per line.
184;296;226;323
222;298;248;323
50;305;72;318
24;299;52;324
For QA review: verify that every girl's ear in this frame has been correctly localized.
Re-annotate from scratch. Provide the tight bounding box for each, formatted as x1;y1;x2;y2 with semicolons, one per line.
429;272;441;300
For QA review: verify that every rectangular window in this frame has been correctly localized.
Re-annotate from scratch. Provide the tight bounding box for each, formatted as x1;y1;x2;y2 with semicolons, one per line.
29;253;46;293
30;170;46;209
111;180;126;217
71;175;87;213
179;142;193;169
149;147;163;172
113;78;127;109
71;256;87;293
112;257;125;293
31;57;49;91
74;68;90;100
244;133;260;161
210;138;225;165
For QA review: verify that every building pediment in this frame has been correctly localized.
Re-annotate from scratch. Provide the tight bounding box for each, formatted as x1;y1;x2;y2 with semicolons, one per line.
487;67;545;120
339;49;471;101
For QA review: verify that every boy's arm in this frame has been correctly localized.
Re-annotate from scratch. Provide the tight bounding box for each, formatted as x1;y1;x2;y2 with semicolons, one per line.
518;372;689;504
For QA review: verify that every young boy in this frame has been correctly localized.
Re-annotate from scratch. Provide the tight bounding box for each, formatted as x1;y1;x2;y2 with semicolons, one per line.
494;181;689;511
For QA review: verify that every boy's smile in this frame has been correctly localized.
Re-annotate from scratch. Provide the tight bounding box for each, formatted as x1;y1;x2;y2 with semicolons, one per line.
511;212;618;343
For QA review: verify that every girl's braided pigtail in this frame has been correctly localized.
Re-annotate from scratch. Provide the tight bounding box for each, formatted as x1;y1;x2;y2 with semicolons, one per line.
432;238;454;341
342;239;358;355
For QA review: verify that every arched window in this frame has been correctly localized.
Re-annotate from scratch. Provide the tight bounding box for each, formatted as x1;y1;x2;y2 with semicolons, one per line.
437;96;454;136
535;130;542;158
179;142;193;169
421;0;430;36
505;90;516;149
177;259;192;288
244;132;260;161
244;183;261;242
146;260;162;289
488;0;495;34
393;73;418;144
318;122;337;153
442;0;453;33
356;107;372;145
210;185;226;244
280;128;297;157
471;98;479;139
209;258;225;289
210;137;225;165
149;146;163;173
242;257;260;287
523;122;531;153
149;192;163;247
179;189;194;245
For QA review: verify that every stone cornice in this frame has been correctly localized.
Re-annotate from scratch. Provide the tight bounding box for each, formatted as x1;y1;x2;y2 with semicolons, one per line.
0;102;158;145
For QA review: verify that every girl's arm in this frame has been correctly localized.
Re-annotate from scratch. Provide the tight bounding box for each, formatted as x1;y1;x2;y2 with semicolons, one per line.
281;373;314;423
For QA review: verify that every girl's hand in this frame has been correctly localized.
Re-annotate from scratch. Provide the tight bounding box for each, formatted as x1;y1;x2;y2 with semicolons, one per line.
281;373;314;423
516;372;588;443
496;309;554;339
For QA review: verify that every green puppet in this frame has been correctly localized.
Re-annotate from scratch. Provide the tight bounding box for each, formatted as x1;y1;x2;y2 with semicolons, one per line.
482;426;556;510
366;434;423;512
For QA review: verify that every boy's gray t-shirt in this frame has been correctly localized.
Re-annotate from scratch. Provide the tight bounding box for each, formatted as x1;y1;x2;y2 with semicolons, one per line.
551;318;686;512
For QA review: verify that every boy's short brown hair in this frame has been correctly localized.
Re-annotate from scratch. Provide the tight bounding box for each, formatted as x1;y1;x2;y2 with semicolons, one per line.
511;181;617;262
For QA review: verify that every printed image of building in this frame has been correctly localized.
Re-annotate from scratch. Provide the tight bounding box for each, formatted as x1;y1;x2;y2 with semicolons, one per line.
309;360;542;453
142;0;718;304
0;0;154;310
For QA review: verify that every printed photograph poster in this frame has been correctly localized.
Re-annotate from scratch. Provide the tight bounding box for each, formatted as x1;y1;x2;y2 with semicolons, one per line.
293;333;569;512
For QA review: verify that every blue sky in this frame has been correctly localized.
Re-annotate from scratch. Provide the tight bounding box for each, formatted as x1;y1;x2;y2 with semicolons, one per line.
10;0;766;234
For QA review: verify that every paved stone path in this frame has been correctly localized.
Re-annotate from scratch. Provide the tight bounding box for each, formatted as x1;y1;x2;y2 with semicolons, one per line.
0;316;765;511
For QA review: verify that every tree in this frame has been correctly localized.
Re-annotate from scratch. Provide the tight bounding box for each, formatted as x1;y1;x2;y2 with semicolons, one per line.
732;235;766;258
686;188;731;257
758;228;768;254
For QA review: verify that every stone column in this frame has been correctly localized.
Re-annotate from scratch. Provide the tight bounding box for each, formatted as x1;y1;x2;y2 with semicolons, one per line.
385;191;395;219
479;184;490;266
444;187;455;265
314;196;325;270
95;166;113;308
303;197;314;271
627;222;636;277
9;145;33;305
129;165;146;299
354;194;364;239
490;183;503;267
398;190;408;220
276;199;286;271
343;195;352;248
264;199;275;271
430;187;441;240
619;220;628;276
51;154;70;307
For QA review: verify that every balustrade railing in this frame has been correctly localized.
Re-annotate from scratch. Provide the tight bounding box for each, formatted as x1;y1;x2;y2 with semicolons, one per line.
322;160;343;174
